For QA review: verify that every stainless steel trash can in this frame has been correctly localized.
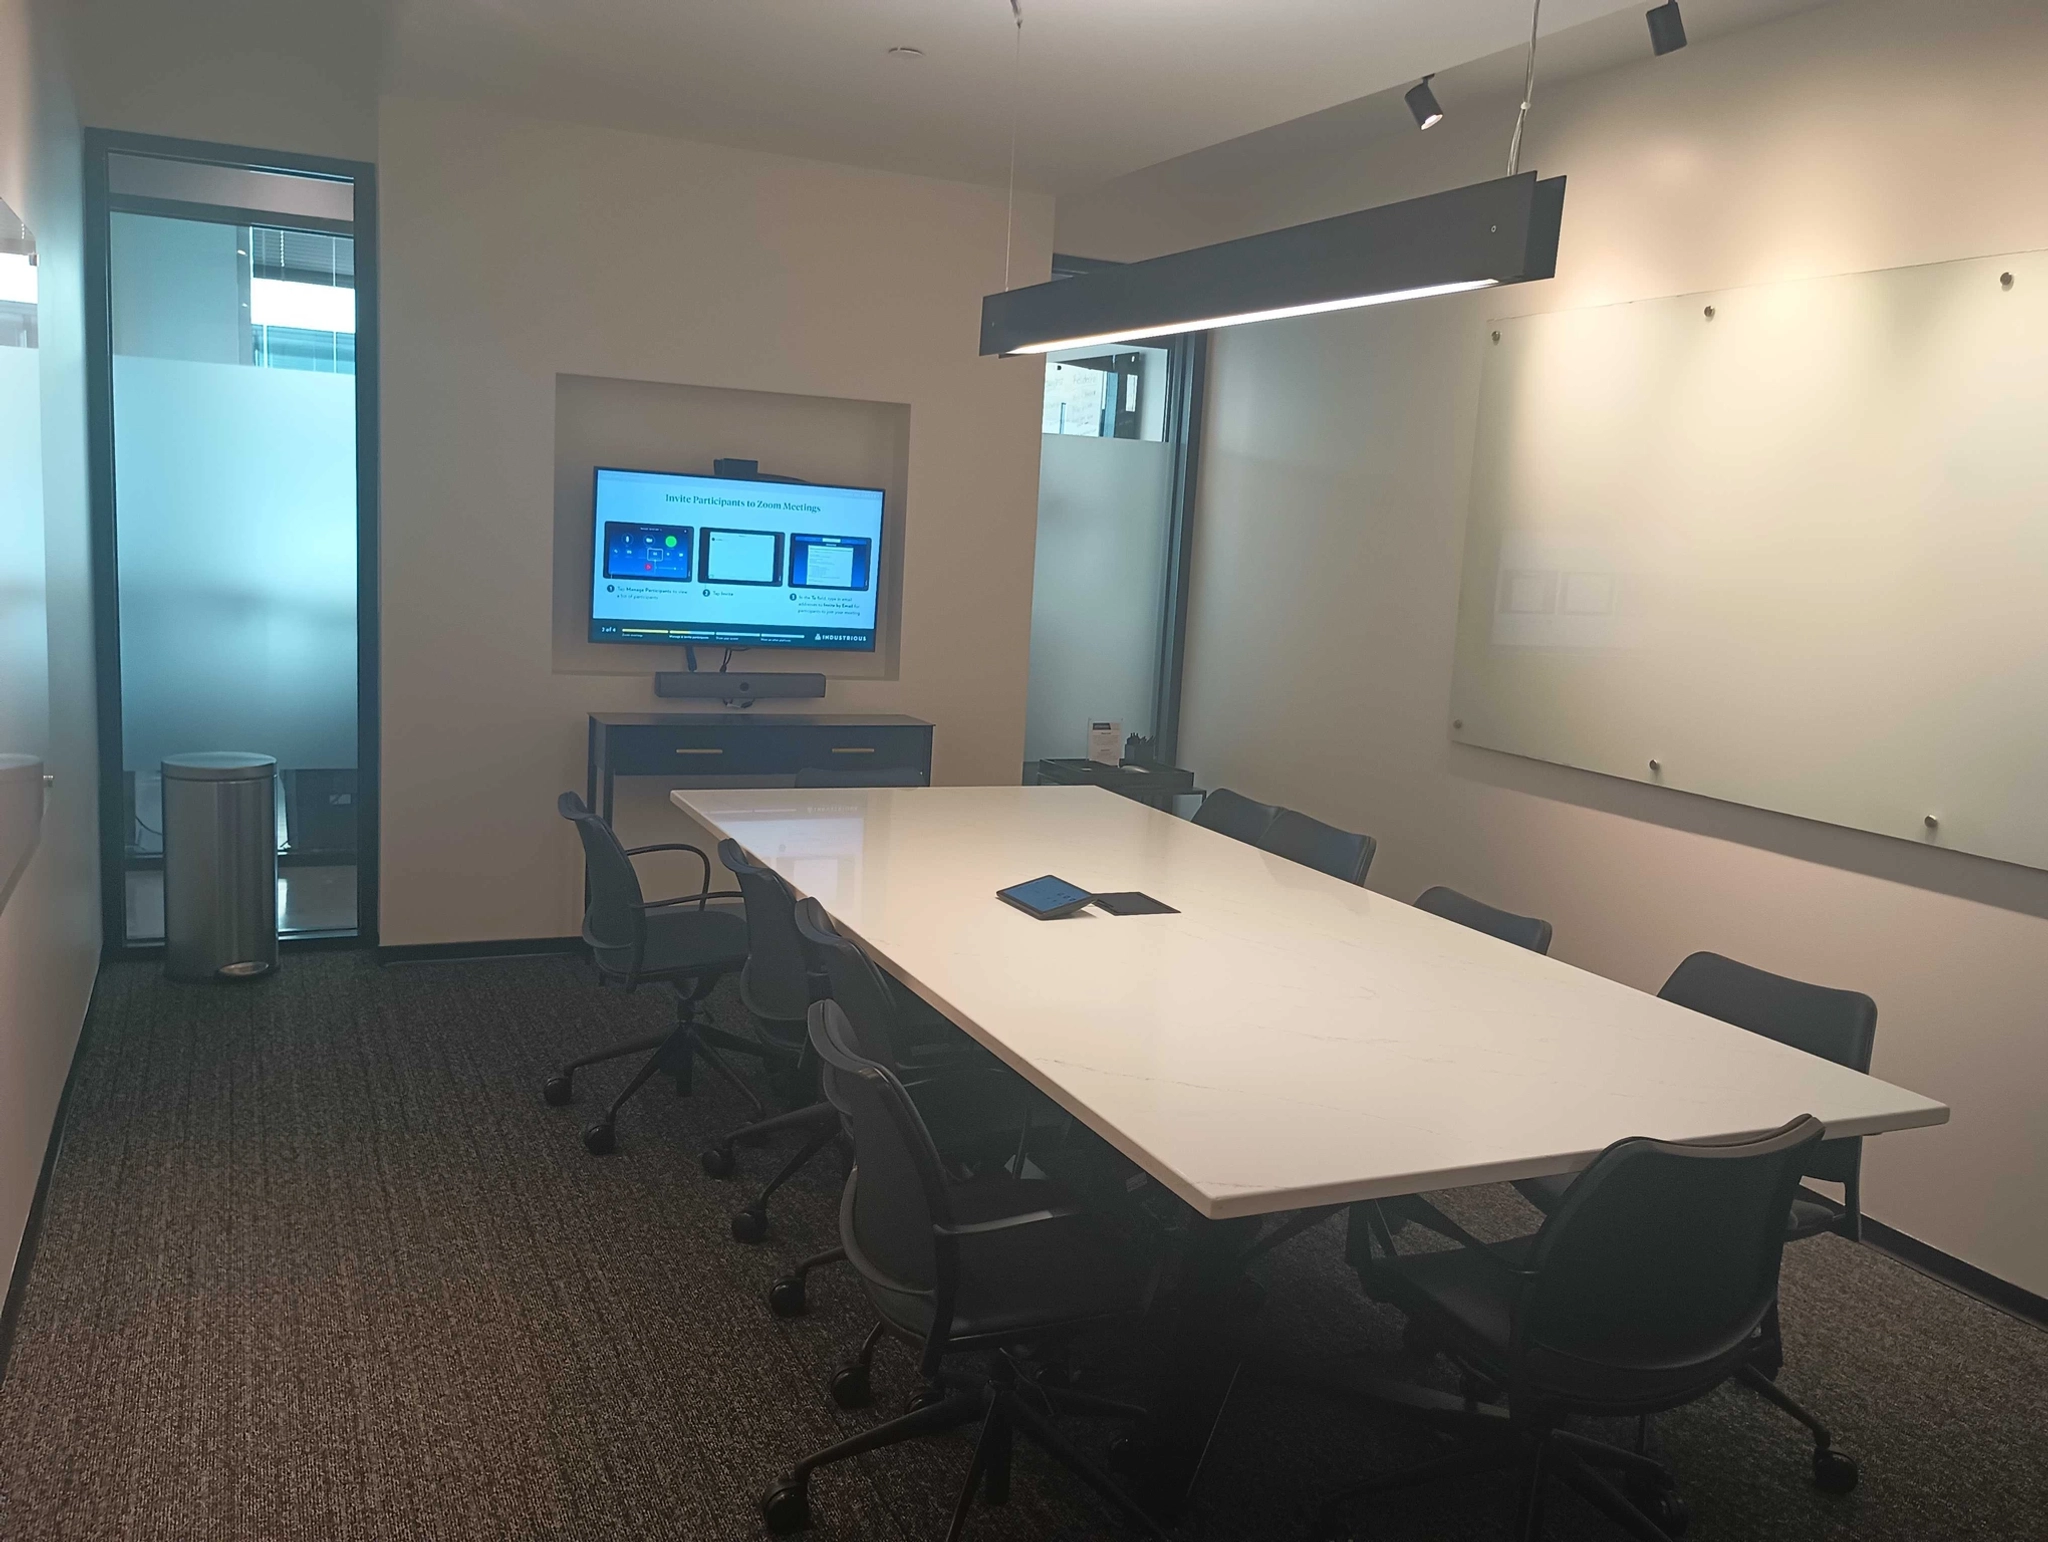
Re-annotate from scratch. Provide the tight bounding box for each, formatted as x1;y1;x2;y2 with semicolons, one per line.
163;752;278;981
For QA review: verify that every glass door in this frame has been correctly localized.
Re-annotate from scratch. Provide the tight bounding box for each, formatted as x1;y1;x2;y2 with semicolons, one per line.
87;137;378;950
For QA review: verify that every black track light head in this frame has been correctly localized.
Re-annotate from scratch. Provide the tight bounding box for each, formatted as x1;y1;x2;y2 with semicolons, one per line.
1405;75;1444;131
1647;2;1688;56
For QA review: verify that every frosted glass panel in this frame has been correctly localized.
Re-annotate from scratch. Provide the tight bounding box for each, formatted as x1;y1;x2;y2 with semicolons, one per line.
113;355;357;771
1023;433;1171;764
1451;248;2048;868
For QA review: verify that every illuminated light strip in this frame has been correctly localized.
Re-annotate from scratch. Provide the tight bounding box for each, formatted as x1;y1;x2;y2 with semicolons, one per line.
0;252;36;305
250;277;355;333
1004;280;1499;355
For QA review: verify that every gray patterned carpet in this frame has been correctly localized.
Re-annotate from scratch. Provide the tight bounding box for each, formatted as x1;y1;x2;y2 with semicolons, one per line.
1;953;2042;1541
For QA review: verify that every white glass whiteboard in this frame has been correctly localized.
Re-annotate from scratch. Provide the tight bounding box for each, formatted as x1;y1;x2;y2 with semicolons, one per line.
1450;247;2048;869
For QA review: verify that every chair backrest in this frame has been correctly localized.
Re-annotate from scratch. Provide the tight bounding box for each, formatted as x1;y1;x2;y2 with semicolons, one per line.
1659;952;1876;1186
717;839;813;1024
1413;886;1553;954
1191;787;1280;846
809;999;953;1303
1261;807;1377;885
791;895;917;1071
1519;1115;1823;1398
557;791;646;978
794;765;928;788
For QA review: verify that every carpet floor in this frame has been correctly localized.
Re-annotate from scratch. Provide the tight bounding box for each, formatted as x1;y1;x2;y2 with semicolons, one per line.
1;953;2041;1541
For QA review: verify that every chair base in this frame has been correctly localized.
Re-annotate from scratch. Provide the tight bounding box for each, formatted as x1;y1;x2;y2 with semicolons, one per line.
543;975;794;1153
762;1349;1168;1540
703;1099;843;1244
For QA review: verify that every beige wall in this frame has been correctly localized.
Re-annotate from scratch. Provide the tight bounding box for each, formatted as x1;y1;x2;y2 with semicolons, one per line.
0;0;101;1293
1067;0;2048;1293
378;96;1051;946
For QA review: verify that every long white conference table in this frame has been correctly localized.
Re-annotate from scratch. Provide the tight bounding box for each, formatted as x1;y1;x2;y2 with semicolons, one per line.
671;784;1948;1221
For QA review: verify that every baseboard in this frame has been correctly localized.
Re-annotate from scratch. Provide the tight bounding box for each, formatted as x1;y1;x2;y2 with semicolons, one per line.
1864;1219;2048;1330
376;936;583;966
0;969;102;1389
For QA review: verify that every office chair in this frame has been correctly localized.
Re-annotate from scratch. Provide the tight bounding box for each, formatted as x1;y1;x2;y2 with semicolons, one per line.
763;897;1054;1307
1332;1115;1826;1542
760;1001;1170;1541
544;792;781;1155
793;765;928;788
1513;951;1875;1492
1261;807;1377;885
1190;787;1280;845
1413;885;1554;954
698;840;845;1242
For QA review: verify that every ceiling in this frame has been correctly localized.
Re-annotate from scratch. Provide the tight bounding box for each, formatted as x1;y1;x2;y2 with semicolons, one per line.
385;0;1662;196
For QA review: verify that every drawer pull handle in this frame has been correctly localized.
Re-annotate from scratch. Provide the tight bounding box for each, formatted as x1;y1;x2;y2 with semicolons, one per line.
829;746;876;754
675;748;723;756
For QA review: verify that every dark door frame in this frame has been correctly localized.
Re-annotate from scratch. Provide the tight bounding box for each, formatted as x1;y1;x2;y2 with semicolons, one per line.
83;128;380;957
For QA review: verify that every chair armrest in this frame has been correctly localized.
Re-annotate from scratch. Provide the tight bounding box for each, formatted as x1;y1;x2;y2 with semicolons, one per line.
642;889;744;912
624;843;714;897
934;1206;1083;1239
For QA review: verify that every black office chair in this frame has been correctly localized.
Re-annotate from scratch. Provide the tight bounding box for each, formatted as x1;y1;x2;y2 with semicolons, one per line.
1414;885;1554;954
1190;787;1279;845
794;765;928;788
1332;1115;1826;1542
699;840;845;1242
1261;807;1377;885
760;1001;1169;1541
1513;951;1875;1491
764;897;1055;1306
545;792;778;1155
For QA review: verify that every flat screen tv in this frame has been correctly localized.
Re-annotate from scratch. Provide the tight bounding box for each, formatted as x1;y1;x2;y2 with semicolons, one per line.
588;467;885;651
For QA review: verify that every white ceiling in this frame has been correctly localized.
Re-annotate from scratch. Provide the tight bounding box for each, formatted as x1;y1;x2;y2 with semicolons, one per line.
385;0;1660;196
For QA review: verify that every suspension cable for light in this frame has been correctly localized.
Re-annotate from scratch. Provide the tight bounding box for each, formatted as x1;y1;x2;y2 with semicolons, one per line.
979;0;1564;357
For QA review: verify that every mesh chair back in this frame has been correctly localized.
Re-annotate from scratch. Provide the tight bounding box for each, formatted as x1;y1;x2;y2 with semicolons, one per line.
791;896;916;1071
557;791;646;978
1191;788;1280;845
810;1000;951;1297
1521;1116;1822;1382
718;839;812;1024
1414;886;1554;954
1660;952;1876;1185
1262;808;1377;885
794;766;928;788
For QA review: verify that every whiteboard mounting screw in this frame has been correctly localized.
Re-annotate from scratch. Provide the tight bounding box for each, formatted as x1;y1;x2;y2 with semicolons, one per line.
2000;272;2015;290
1491;331;1501;343
1452;718;1464;730
1703;305;1716;320
1648;758;1662;773
1924;814;1939;829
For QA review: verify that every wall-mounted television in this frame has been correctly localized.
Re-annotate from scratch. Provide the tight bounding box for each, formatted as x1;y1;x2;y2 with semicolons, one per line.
588;467;884;652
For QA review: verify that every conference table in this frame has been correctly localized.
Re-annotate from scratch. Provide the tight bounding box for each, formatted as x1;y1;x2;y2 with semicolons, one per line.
671;783;1948;1220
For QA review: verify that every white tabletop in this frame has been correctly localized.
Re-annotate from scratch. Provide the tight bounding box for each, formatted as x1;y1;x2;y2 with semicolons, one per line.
674;785;1948;1220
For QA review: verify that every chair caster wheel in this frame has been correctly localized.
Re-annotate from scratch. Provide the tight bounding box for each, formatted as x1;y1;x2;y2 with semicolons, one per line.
1626;1482;1690;1535
581;1121;616;1155
905;1385;945;1414
829;1364;872;1409
1812;1447;1859;1494
767;1276;807;1318
701;1146;735;1178
542;1073;572;1106
760;1478;810;1534
731;1208;768;1244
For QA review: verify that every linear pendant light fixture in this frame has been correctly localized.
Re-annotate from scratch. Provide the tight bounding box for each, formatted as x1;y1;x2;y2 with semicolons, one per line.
980;0;1565;358
981;172;1563;355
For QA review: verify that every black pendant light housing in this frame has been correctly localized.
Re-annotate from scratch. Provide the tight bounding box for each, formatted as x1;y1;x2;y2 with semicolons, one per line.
1647;2;1688;55
980;171;1565;357
1405;75;1444;130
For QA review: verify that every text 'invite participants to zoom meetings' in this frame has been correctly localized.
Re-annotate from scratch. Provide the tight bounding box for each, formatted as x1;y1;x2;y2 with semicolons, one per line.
590;469;884;650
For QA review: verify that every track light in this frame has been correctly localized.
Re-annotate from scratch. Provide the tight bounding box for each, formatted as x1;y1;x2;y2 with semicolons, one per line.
1405;76;1444;131
1647;2;1688;55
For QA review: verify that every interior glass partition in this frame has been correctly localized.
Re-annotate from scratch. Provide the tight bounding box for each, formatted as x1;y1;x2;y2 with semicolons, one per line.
87;137;378;949
1023;326;1204;770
